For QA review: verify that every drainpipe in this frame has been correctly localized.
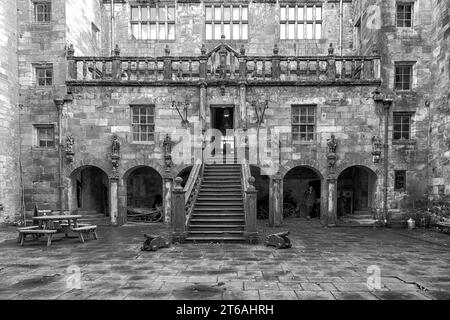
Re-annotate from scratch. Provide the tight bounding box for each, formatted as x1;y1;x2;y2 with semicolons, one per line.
339;0;343;56
110;0;115;56
54;98;65;214
383;98;393;223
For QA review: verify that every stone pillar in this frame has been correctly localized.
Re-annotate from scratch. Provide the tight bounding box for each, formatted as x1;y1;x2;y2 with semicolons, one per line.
163;45;172;80
326;177;337;227
272;44;280;80
112;45;121;80
163;174;173;225
199;82;207;132
244;177;258;243
172;177;186;243
269;174;283;227
110;177;119;226
239;82;247;129
327;44;336;80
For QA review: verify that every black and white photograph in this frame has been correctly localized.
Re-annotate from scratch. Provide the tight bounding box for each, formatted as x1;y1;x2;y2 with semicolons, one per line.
0;0;449;308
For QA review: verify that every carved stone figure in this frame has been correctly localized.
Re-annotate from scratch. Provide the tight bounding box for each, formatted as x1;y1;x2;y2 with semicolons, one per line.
327;135;337;154
111;134;121;180
65;134;75;163
163;134;175;169
111;134;120;156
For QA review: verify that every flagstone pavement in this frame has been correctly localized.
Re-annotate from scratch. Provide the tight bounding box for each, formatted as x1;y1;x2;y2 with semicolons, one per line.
0;218;449;300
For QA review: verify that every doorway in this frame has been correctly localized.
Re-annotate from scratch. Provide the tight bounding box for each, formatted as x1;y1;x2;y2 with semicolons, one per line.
210;105;235;159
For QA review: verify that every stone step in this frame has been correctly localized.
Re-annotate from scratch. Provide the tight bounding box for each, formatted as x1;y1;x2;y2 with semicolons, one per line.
188;224;245;231
194;207;244;211
190;218;245;224
196;197;243;201
184;236;247;243
201;184;242;188
192;213;245;219
195;202;244;206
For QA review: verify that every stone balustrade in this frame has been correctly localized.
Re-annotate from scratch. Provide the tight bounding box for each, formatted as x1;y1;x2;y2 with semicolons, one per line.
66;43;381;86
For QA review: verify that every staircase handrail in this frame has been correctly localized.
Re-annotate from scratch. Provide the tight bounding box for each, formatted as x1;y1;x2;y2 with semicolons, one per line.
241;159;252;217
184;162;204;227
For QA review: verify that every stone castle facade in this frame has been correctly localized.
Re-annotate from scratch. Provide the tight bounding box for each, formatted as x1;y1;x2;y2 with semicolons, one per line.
0;0;449;226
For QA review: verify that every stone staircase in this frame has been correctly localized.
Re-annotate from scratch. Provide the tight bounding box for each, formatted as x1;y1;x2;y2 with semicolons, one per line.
340;210;380;227
185;163;246;243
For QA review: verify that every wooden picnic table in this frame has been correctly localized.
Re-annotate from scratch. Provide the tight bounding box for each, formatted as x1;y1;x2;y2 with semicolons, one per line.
32;215;82;230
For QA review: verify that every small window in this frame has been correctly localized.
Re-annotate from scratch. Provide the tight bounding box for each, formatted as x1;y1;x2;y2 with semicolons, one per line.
292;105;316;142
395;64;413;91
397;3;413;28
280;4;322;40
131;105;155;142
36;66;53;86
205;4;248;40
35;125;55;148
35;2;51;23
394;170;406;191
393;112;413;141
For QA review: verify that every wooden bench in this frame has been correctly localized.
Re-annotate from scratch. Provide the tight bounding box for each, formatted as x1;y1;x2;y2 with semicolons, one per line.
18;229;57;247
71;225;98;243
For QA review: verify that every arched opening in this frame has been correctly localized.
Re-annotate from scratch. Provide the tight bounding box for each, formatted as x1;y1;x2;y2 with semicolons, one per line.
337;166;377;218
283;166;322;219
177;166;193;188
126;166;163;211
70;166;109;217
251;166;270;219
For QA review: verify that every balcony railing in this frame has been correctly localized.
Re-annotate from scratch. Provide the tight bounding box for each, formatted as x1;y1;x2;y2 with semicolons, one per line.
66;43;381;86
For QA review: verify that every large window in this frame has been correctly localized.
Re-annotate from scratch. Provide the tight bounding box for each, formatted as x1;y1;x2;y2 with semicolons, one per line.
35;125;55;148
395;63;413;91
280;4;322;40
130;4;175;40
205;4;248;40
393;112;413;141
36;66;53;86
34;2;51;23
292;105;316;142
397;3;413;28
131;105;155;142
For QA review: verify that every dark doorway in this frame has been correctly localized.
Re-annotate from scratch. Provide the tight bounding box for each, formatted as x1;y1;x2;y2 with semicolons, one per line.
211;106;234;134
126;166;163;210
283;166;322;219
72;166;109;216
337;166;377;217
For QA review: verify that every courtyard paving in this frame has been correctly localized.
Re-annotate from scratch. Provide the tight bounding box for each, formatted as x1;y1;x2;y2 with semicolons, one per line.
0;218;449;300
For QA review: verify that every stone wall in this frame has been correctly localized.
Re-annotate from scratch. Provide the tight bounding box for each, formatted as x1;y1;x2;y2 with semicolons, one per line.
429;0;450;199
0;0;20;223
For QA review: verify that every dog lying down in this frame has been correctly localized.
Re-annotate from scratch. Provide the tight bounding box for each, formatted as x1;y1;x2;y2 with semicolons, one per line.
141;234;171;251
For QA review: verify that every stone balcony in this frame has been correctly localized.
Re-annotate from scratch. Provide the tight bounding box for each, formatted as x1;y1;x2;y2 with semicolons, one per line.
66;42;381;87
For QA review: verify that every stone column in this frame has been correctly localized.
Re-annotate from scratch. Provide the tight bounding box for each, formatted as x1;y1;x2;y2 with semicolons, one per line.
110;177;119;226
326;177;337;227
239;82;247;130
269;174;283;227
163;174;173;225
172;177;186;243
199;82;207;132
244;177;258;243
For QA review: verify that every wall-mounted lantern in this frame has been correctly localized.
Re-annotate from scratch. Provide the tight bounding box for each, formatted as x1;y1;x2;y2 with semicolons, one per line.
371;135;382;163
172;101;189;128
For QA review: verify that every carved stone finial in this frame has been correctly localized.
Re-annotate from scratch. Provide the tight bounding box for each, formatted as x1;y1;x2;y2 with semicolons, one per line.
165;44;170;56
372;46;379;56
240;44;246;55
67;44;74;58
371;135;382;163
174;177;183;190
248;176;255;186
65;134;75;163
114;44;120;57
221;34;226;41
328;43;334;56
273;44;279;55
201;43;207;55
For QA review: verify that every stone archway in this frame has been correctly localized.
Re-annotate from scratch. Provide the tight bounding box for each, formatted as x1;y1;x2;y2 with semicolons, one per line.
283;166;324;220
69;165;110;217
337;165;378;218
125;166;163;212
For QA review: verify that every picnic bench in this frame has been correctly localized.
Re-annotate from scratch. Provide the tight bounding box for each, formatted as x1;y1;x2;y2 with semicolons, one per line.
17;212;98;247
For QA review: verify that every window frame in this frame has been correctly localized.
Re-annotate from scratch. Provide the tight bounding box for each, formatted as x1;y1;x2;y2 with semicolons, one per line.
130;4;176;41
396;2;414;28
205;4;248;40
130;105;156;143
394;170;407;191
291;105;317;143
34;1;51;23
393;112;414;141
280;4;322;40
34;124;55;148
35;65;53;87
394;63;414;91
